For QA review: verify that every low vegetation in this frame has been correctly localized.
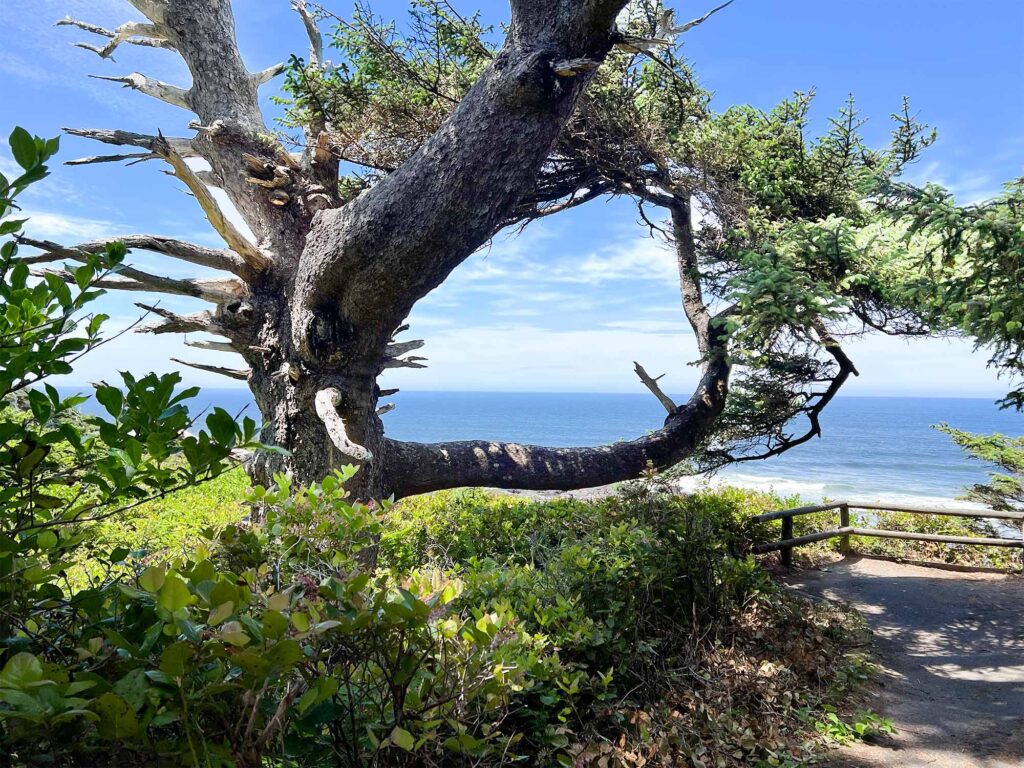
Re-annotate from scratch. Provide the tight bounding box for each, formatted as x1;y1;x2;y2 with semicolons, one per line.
3;467;887;767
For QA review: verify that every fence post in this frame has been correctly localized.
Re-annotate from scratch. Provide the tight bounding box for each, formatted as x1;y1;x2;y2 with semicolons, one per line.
839;503;851;556
781;516;793;567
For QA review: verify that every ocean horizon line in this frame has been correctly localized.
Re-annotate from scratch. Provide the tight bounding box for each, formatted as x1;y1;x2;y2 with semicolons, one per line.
55;385;1013;403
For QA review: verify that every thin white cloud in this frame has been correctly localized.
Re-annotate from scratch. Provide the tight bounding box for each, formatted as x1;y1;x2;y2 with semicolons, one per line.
602;320;691;334
19;210;128;241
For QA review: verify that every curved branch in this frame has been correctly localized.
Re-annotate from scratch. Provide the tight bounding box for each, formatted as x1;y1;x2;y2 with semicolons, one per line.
314;388;374;465
668;196;714;353
384;345;729;497
293;0;631;355
153;135;271;273
292;0;324;68
717;326;859;466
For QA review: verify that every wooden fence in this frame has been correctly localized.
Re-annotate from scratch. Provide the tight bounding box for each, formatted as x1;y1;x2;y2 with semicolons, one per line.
751;500;1024;567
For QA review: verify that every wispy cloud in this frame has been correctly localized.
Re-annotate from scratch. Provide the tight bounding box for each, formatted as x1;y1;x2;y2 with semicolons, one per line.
19;209;128;241
902;160;1004;205
602;320;691;334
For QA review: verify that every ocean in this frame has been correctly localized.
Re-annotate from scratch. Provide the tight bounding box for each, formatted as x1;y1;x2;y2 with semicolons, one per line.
173;390;1022;506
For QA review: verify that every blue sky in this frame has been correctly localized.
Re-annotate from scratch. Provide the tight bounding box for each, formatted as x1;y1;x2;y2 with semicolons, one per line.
2;0;1022;397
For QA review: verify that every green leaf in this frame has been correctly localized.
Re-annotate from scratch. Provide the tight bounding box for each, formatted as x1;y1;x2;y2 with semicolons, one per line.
94;385;124;419
9;127;39;170
157;574;192;612
219;621;250;646
139;566;166;593
208;601;234;626
159;641;194;679
0;653;43;689
391;726;415;752
93;693;139;741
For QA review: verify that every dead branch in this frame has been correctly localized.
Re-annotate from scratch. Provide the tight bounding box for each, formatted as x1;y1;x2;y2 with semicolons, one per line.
170;358;249;381
633;361;678;415
89;73;192;111
17;235;256;283
184;339;237;353
314;388;374;465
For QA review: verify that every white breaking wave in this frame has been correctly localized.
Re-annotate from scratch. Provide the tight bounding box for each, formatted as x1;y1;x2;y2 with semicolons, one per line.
674;473;828;498
676;472;992;509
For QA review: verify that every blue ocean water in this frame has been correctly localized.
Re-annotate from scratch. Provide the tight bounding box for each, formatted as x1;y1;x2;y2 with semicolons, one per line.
172;390;1021;504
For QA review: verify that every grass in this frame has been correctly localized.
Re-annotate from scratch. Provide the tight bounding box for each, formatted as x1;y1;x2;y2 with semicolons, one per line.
84;468;250;559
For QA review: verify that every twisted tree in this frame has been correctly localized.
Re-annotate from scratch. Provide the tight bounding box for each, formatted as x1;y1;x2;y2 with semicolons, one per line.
30;0;948;498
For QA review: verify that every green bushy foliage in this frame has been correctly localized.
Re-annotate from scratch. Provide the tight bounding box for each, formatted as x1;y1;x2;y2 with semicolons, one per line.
0;128;277;764
3;461;869;767
1;470;588;767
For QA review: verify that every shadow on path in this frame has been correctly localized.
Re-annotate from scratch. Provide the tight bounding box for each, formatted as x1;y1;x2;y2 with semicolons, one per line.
784;556;1023;768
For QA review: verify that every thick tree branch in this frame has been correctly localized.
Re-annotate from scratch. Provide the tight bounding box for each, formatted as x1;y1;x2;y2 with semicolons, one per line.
314;388;374;465
293;0;631;356
292;0;324;68
385;338;730;497
668;196;714;353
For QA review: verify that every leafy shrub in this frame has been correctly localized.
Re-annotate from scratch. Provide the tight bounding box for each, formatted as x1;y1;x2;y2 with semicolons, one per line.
2;470;588;767
0;128;275;764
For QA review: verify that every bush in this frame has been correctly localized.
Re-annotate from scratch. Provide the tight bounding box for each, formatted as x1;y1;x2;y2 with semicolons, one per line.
3;463;872;767
0;128;277;765
2;471;588;767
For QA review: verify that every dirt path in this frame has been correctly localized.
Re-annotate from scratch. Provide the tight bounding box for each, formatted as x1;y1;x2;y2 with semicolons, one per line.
785;556;1024;768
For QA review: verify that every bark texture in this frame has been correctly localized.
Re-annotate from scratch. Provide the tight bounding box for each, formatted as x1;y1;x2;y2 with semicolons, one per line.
52;0;736;499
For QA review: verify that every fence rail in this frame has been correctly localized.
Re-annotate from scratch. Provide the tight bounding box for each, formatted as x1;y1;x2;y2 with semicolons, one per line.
751;500;1024;567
